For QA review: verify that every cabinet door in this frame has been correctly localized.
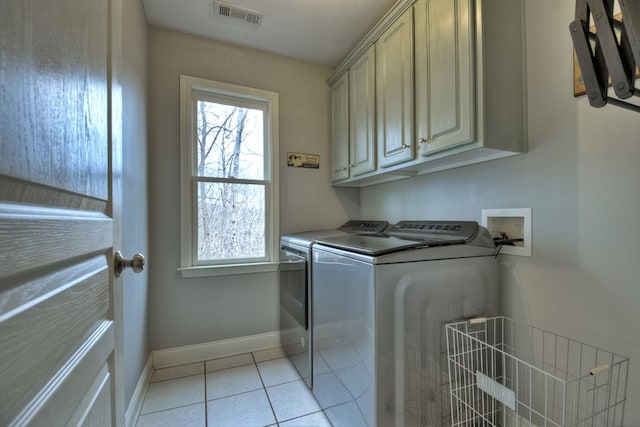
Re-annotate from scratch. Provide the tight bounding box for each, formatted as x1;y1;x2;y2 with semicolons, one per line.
330;73;350;181
376;7;414;168
415;0;474;155
349;46;376;177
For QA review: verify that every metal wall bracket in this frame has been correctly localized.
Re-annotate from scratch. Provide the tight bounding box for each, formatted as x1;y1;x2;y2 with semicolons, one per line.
570;0;640;113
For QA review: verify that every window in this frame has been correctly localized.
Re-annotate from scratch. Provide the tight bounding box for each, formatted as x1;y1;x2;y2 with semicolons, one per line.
179;75;279;277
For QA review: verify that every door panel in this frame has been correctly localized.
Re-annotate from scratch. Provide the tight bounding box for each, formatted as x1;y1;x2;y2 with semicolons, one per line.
330;73;350;181
15;323;114;426
429;0;459;137
376;8;414;168
415;0;474;154
0;257;109;420
0;0;109;199
68;365;113;427
0;208;112;281
348;47;376;176
0;0;122;424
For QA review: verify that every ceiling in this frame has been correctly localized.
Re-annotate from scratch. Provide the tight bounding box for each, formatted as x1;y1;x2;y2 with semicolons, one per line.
142;0;399;68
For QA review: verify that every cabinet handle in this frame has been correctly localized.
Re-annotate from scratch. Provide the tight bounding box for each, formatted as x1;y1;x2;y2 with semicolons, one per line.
402;143;411;149
418;137;431;144
339;166;348;171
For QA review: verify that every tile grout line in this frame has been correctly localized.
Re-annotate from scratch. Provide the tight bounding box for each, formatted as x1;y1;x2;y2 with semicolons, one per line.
139;402;204;418
142;351;310;427
255;354;328;426
251;351;280;426
138;368;207;420
203;362;208;427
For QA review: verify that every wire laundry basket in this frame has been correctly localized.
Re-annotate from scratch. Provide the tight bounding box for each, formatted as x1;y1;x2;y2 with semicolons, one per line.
445;317;629;426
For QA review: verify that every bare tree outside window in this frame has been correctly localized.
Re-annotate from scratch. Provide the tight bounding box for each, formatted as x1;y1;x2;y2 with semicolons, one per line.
195;99;266;262
179;76;278;273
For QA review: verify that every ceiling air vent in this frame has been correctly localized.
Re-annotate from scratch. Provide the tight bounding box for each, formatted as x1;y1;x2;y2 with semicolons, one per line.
214;1;263;26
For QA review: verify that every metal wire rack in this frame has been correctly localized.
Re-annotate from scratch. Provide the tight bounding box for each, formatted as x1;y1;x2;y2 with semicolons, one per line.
446;317;629;426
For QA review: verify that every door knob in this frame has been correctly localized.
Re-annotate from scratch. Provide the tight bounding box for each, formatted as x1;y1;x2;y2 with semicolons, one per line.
114;251;145;277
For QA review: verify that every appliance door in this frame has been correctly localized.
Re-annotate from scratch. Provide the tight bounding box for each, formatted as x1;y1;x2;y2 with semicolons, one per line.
279;245;312;387
312;246;375;427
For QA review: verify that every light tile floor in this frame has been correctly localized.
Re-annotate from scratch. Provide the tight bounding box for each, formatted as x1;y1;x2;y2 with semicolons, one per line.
136;348;332;427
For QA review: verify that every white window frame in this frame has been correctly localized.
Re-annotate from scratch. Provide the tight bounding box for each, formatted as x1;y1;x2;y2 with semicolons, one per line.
178;75;279;277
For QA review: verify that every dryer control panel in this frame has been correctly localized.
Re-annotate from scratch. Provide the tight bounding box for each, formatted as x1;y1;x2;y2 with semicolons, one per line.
338;220;388;234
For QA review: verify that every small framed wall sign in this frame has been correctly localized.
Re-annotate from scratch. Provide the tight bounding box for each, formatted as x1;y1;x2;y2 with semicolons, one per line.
287;152;320;169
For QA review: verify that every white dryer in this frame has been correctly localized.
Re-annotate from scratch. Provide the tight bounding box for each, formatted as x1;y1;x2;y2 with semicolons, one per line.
311;221;499;427
279;220;388;388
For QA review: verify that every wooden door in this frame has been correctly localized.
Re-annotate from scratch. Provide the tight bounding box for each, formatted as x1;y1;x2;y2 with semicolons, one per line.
415;0;475;155
330;73;350;182
348;46;377;177
376;7;414;168
0;0;124;425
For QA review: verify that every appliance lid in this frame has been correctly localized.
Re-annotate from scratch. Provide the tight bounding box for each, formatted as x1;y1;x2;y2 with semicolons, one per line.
315;221;484;257
314;234;431;256
280;220;389;249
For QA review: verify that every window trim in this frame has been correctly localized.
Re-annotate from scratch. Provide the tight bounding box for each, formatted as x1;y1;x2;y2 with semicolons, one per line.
179;75;279;277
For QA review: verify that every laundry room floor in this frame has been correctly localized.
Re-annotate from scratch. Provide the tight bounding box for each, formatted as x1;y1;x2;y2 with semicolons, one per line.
136;348;331;426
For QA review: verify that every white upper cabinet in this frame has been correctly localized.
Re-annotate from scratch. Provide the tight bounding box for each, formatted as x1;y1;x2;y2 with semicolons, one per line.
328;0;526;187
348;46;377;177
330;72;350;181
415;0;474;156
376;7;414;168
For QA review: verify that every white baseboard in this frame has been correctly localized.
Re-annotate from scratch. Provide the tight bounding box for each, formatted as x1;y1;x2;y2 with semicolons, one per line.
125;354;153;427
151;331;281;369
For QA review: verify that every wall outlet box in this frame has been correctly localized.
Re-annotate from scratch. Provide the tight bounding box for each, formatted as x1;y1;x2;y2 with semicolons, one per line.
481;208;532;257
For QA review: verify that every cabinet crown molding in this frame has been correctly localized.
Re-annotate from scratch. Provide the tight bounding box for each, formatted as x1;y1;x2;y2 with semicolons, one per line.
327;0;415;86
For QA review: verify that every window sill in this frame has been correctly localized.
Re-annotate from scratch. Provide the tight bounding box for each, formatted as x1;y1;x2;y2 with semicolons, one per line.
178;262;280;278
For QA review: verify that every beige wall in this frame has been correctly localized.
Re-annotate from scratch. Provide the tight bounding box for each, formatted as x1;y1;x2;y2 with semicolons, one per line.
361;1;640;424
147;27;359;350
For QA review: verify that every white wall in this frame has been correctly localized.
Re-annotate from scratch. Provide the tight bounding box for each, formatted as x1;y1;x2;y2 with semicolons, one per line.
147;27;359;350
361;1;640;424
121;0;149;410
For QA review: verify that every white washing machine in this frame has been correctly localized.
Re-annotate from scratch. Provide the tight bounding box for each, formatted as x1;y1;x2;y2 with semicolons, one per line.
311;221;499;427
279;220;388;388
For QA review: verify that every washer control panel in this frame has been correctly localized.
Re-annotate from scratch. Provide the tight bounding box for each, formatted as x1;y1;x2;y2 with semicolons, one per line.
388;221;478;241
